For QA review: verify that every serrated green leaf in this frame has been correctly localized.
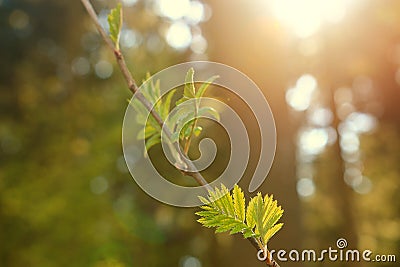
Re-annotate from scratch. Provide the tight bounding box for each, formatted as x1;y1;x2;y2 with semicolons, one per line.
255;193;266;239
195;75;219;98
263;223;283;243
107;3;122;50
246;196;257;229
196;184;284;249
221;184;235;217
196;184;256;241
233;185;246;222
198;196;210;205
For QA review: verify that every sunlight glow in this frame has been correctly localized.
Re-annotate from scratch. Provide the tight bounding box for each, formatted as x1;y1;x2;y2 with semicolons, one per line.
270;0;356;38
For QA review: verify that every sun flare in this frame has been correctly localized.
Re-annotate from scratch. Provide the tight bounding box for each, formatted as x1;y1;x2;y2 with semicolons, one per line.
269;0;358;38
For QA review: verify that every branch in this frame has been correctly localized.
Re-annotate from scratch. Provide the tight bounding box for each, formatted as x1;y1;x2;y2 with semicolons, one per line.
80;1;279;266
80;0;209;190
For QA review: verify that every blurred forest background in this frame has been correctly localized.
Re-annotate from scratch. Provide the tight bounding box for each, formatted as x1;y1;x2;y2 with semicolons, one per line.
0;0;399;266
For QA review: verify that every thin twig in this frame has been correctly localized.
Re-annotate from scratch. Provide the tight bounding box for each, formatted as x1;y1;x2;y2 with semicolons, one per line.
80;1;279;266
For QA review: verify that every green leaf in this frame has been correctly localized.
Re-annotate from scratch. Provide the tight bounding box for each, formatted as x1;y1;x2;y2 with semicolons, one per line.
195;75;219;98
233;185;245;222
193;126;202;137
145;133;161;152
198;106;220;121
263;223;283;243
246;196;257;229
183;121;194;138
196;184;283;248
196;185;256;240
255;193;266;239
107;3;122;50
184;68;196;98
160;89;177;120
137;125;158;140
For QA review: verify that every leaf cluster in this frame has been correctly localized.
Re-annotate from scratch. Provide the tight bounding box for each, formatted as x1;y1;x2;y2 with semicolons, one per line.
130;69;219;153
129;73;176;151
196;184;284;248
172;68;219;143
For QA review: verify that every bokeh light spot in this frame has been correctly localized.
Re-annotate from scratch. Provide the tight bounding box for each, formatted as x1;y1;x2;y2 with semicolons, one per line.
297;178;315;198
346;112;377;134
299;128;329;155
185;1;205;24
166;21;192;50
340;131;360;154
90;176;108;195
286;74;317;111
9;9;29;30
353;176;373;194
71;57;90;76
190;34;207;54
344;167;363;187
180;256;202;267
308;107;333;127
121;29;141;49
95;60;113;79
